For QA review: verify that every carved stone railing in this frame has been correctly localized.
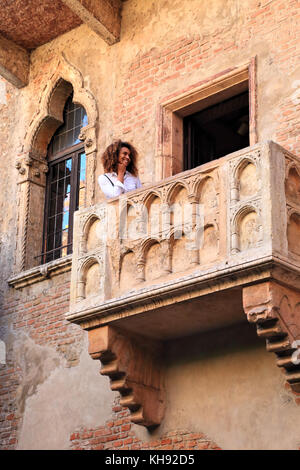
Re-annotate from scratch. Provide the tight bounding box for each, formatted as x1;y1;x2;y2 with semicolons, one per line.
67;141;300;426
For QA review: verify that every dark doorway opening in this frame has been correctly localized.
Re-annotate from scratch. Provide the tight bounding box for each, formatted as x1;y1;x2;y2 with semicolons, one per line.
183;90;249;170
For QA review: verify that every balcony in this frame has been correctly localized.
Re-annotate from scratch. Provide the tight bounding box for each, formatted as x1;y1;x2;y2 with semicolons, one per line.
66;141;300;427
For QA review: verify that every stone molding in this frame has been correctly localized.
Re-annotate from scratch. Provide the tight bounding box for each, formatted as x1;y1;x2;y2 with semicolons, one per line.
67;256;300;329
8;255;72;289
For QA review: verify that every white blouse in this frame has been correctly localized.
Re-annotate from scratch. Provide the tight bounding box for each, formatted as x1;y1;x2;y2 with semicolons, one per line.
98;171;142;199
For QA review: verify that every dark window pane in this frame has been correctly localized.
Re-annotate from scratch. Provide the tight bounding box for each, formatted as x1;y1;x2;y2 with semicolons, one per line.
58;161;66;180
51;165;58;181
75;109;82;127
43;94;87;264
183;90;249;170
47;216;56;235
50;181;57;198
65;130;74;148
49;96;88;155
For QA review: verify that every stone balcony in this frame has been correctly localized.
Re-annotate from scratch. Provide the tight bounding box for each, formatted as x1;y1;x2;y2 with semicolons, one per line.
66;141;300;427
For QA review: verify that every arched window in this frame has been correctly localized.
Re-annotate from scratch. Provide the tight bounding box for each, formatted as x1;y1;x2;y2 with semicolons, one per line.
42;94;88;264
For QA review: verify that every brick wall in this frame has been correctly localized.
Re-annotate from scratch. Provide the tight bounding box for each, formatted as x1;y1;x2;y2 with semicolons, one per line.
114;0;300;169
0;274;84;450
69;399;221;451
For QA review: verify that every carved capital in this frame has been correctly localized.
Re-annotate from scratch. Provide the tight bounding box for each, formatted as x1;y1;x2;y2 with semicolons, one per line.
88;326;165;427
136;259;146;282
79;123;97;155
16;153;48;186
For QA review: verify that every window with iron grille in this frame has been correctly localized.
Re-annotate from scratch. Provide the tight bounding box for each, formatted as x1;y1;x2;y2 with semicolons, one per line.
42;95;88;264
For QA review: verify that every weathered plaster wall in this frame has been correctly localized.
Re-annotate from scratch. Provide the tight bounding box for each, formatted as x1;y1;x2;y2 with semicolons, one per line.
17;335;116;450
66;323;300;450
163;323;300;450
0;0;299;450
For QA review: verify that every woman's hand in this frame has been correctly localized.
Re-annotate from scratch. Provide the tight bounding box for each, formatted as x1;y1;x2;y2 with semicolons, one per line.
117;146;131;183
117;161;127;183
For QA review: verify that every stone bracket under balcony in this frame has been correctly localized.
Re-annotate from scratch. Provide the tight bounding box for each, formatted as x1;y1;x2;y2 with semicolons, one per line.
66;141;300;426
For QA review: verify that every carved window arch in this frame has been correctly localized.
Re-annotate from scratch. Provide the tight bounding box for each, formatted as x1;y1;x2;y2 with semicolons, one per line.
13;55;98;276
42;94;88;264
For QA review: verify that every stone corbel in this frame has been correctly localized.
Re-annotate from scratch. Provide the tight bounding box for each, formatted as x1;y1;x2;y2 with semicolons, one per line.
243;281;300;393
79;123;98;206
88;325;165;427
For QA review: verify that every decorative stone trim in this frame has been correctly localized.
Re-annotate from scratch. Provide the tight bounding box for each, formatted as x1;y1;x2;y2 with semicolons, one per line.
68;255;275;328
88;326;165;427
14;53;99;272
8;255;72;289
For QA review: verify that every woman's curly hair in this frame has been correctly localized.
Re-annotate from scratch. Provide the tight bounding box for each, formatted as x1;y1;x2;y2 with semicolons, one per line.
101;140;139;176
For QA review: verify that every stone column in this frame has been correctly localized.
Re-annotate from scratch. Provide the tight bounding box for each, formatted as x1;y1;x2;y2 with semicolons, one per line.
15;152;48;271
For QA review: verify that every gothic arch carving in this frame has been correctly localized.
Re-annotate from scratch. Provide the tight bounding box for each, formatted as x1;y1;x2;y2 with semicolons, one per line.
285;164;300;206
287;210;300;257
231;204;263;253
77;256;103;301
166;180;190;204
197;175;219;211
15;54;99;271
235;158;259;200
23;53;98;156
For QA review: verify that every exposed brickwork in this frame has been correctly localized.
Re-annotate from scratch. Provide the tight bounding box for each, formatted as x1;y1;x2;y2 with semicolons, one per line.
114;0;300;171
3;279;82;360
0;274;84;450
69;399;221;451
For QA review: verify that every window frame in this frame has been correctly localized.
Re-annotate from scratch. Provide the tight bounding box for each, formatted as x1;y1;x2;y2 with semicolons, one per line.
156;59;257;180
41;142;86;264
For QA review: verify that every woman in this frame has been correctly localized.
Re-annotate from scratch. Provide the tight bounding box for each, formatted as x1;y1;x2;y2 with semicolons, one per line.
98;140;142;199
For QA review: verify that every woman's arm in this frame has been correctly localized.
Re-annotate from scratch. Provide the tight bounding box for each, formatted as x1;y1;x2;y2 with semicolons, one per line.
98;174;125;199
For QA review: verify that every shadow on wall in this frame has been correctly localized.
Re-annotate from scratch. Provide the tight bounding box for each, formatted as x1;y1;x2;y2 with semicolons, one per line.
163;323;300;450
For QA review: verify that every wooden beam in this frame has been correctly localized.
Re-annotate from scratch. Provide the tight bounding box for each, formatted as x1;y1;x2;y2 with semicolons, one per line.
61;0;122;45
0;34;30;88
